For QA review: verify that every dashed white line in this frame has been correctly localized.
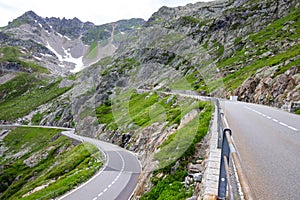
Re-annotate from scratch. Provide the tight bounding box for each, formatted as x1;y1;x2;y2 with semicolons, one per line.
279;122;288;127
245;106;298;132
288;126;298;131
95;151;126;198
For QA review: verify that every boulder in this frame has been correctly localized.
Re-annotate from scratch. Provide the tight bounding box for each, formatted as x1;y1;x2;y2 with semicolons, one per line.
193;173;202;182
188;163;203;173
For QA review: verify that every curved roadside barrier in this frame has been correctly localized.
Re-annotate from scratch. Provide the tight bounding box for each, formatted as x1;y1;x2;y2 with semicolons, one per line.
214;99;256;200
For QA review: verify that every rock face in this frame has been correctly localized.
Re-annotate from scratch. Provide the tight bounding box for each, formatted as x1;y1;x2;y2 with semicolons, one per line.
0;62;32;73
234;66;300;111
1;11;145;75
28;0;299;138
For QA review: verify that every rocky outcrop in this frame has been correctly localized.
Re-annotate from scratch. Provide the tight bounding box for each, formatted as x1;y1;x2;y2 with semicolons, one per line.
1;11;145;75
0;61;32;73
234;66;300;111
7;11;145;45
0;32;55;57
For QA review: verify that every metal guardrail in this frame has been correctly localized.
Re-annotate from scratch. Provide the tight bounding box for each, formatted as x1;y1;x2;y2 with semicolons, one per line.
214;99;256;200
218;128;233;200
215;98;223;148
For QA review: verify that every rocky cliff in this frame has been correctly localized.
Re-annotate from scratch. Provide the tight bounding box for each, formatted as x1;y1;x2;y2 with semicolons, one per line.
1;11;144;75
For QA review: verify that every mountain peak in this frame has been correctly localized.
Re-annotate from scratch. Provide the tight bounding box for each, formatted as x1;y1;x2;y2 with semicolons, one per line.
7;10;42;28
23;10;39;18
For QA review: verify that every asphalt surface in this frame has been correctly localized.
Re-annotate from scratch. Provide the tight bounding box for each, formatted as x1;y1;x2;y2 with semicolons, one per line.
0;125;141;200
221;100;300;199
60;131;141;200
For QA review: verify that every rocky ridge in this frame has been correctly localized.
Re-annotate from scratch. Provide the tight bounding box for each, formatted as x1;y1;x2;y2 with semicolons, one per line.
1;11;145;75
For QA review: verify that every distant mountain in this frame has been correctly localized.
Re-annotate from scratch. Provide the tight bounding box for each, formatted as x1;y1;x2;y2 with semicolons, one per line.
0;11;145;74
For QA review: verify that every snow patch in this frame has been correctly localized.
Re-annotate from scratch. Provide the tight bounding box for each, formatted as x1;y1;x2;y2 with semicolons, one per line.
57;32;64;38
46;42;84;73
38;23;43;28
58;63;65;68
69;56;84;73
64;35;71;41
63;47;84;72
33;56;42;61
46;42;63;60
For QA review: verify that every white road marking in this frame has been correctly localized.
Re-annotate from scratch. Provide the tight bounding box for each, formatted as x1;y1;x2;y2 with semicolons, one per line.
58;132;110;200
245;106;298;132
279;122;288;127
96;151;126;198
1;126;140;200
224;115;230;128
288;126;298;131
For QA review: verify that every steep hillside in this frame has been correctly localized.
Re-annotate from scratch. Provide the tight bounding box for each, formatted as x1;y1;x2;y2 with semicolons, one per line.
114;0;299;110
62;0;300;136
66;0;299;196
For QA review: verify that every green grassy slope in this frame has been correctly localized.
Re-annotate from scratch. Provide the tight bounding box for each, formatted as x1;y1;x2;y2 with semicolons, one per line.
0;46;49;74
0;127;102;200
96;89;213;199
217;7;300;91
0;74;72;121
141;102;213;200
96;90;200;133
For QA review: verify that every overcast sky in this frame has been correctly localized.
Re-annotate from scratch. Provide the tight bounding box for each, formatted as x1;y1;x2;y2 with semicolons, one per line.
0;0;213;27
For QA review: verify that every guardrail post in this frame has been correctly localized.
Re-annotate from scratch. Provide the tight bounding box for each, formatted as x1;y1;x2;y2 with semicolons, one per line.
214;98;223;148
218;128;232;200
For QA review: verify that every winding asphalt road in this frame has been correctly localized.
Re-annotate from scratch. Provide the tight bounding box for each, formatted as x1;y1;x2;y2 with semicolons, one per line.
221;100;300;199
0;125;141;200
60;131;141;200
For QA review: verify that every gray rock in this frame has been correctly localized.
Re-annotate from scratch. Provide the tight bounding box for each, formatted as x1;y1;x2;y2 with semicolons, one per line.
188;163;203;173
193;173;202;182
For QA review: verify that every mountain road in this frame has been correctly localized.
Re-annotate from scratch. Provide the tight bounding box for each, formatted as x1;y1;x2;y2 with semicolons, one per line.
221;100;300;199
60;130;141;200
0;125;141;200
